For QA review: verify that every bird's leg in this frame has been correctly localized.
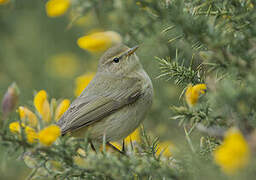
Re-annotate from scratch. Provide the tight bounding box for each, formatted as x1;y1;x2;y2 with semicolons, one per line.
107;142;126;155
89;140;97;153
122;139;126;153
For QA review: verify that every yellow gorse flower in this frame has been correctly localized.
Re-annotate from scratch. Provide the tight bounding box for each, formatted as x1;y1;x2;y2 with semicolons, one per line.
124;128;141;144
10;91;68;145
9;122;24;134
9;122;61;145
9;122;38;144
45;0;70;17
109;142;122;151
55;99;70;121
75;73;95;97
0;0;9;5
77;31;122;52
106;128;141;152
156;141;174;158
100;142;123;152
25;126;38;144
213;127;250;175
38;125;61;146
34;90;51;123
185;83;206;107
18;106;38;128
33;90;70;122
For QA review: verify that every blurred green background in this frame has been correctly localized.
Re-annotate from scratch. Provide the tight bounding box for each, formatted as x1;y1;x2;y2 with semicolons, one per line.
0;0;184;137
0;1;185;179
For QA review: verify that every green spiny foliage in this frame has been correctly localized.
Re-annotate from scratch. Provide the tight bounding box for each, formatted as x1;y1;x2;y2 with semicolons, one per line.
1;0;256;179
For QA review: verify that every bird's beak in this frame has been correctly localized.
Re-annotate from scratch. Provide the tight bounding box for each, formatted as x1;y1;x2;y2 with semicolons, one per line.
127;45;139;56
122;45;139;57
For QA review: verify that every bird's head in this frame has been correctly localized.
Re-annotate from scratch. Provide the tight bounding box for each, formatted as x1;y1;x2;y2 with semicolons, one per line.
98;44;141;76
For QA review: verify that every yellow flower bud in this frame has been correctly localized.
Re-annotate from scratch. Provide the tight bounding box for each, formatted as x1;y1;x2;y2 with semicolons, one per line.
77;31;122;52
74;73;95;97
45;0;70;18
1;83;19;118
185;83;206;107
34;90;51;123
38;125;61;146
55;99;70;121
18;106;38;128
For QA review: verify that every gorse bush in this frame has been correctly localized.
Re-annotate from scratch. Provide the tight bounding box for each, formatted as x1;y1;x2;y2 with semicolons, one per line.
0;0;256;179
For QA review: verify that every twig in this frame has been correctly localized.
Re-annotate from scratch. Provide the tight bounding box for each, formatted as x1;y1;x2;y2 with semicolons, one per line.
184;125;195;153
26;167;39;180
196;123;225;139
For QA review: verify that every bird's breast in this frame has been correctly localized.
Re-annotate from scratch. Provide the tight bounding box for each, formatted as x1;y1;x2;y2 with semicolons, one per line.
88;69;153;142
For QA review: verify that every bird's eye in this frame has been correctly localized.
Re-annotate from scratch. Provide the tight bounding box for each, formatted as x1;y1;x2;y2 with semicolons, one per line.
113;57;119;63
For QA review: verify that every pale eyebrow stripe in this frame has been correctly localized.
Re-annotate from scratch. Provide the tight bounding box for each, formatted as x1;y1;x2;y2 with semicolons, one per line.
104;51;127;65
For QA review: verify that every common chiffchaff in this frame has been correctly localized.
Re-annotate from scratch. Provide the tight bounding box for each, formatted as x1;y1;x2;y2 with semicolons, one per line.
57;44;153;143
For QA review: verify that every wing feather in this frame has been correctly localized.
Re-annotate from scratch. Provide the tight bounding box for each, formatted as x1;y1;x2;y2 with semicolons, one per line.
57;73;142;135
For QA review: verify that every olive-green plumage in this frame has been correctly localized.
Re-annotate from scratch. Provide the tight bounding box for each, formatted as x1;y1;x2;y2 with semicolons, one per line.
57;44;153;142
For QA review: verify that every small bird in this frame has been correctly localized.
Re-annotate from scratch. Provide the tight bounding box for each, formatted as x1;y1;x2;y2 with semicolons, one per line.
57;44;153;146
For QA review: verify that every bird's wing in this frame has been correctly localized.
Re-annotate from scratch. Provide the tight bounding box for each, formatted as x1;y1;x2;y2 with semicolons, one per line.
56;73;142;135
